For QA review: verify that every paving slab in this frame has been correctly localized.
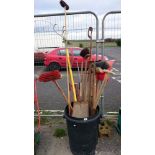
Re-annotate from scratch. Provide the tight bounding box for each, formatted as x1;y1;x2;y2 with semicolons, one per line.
35;117;121;155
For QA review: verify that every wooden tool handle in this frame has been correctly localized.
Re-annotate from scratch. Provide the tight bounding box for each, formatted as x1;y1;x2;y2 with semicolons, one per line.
80;62;84;99
92;64;97;110
95;74;109;108
82;60;88;101
74;83;80;101
102;69;115;75
53;81;68;103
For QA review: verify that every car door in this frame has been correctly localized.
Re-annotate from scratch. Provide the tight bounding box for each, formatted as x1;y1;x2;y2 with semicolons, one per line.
72;49;83;68
57;48;73;68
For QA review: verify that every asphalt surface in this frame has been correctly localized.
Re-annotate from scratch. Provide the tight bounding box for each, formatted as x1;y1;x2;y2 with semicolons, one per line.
34;47;121;112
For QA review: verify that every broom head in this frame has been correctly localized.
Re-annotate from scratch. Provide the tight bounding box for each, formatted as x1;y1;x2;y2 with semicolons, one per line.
38;70;62;82
96;60;115;81
80;48;90;59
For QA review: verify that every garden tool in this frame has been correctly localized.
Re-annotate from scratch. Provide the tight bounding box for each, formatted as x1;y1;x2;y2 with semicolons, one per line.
34;79;40;132
34;78;41;153
38;70;70;109
88;27;93;61
60;0;77;103
60;0;77;114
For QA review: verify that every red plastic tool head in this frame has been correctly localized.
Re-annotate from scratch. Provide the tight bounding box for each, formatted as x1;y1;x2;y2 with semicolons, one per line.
96;60;115;81
38;70;62;82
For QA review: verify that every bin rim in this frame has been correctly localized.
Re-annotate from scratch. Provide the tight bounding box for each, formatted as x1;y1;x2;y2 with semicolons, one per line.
64;106;101;124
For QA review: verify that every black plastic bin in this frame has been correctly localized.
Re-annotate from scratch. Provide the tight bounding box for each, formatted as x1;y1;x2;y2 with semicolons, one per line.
64;106;101;155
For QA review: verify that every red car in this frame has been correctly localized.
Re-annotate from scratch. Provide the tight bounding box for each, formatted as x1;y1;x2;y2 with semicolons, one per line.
44;47;108;70
34;52;46;65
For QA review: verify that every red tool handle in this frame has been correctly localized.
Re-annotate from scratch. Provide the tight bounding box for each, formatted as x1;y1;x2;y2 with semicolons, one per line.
60;0;69;10
34;79;40;132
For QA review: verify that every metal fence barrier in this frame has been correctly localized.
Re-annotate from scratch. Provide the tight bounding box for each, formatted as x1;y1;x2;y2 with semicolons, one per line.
101;11;121;56
34;11;99;66
99;11;121;116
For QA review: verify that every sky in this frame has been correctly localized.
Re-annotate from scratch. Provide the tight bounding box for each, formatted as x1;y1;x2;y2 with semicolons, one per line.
34;0;121;16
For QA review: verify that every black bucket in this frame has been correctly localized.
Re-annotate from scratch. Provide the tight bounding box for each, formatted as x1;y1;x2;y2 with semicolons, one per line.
64;106;101;155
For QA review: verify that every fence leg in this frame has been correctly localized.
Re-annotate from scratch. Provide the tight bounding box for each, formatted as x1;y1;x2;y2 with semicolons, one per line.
100;94;104;116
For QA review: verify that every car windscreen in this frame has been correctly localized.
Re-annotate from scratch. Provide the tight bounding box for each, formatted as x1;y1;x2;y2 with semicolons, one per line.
58;49;72;56
73;49;81;56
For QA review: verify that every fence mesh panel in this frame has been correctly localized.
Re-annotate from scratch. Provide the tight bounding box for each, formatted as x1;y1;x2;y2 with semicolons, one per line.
103;12;121;40
34;13;98;52
100;11;121;115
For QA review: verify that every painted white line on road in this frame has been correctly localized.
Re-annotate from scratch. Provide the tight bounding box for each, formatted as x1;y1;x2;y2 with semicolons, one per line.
112;68;119;72
111;77;121;84
38;110;64;112
34;115;63;117
113;73;121;76
117;80;121;83
114;76;121;80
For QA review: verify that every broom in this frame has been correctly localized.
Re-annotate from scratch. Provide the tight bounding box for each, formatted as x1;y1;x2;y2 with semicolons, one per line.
94;60;115;111
38;70;72;110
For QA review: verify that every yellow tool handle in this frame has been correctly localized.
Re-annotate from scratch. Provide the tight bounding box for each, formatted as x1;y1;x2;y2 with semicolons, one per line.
66;54;72;114
66;48;77;102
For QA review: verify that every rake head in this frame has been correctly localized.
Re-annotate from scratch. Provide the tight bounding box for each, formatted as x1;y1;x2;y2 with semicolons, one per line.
38;70;62;82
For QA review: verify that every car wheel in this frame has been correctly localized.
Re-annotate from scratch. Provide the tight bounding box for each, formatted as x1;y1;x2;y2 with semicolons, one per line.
47;62;61;71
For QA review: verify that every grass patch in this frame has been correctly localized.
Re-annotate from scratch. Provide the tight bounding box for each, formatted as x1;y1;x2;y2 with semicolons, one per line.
100;119;115;127
115;39;121;47
105;119;114;126
34;118;38;126
67;40;117;48
34;116;65;127
53;128;66;138
34;117;50;126
34;110;64;115
40;117;50;125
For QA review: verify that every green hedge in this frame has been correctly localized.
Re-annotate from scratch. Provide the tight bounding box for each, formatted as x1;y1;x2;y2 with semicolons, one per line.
115;39;121;47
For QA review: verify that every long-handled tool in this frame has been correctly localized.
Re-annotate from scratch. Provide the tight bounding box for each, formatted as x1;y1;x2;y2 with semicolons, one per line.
38;70;70;108
88;27;93;61
71;47;92;118
80;48;90;101
76;61;81;84
95;60;115;113
60;0;77;103
75;28;93;116
34;79;40;132
79;61;84;99
95;73;109;108
34;78;41;155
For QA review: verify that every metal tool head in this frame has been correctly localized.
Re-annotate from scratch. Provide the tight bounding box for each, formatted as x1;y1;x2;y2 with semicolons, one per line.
88;27;93;39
